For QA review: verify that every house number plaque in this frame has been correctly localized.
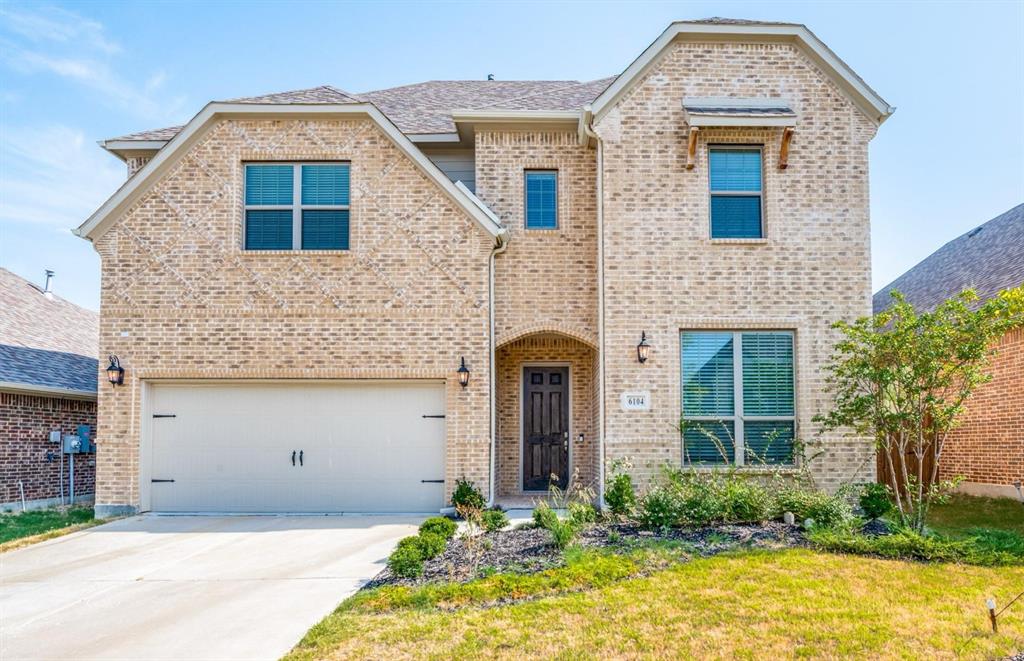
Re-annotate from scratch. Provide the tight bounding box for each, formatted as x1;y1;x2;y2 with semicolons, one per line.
620;391;651;411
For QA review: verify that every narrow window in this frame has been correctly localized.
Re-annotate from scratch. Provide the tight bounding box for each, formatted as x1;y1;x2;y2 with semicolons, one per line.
524;170;557;229
709;148;762;239
681;330;795;465
244;163;350;250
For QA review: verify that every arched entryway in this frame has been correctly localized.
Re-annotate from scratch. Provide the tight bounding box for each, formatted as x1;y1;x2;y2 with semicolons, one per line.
495;331;599;504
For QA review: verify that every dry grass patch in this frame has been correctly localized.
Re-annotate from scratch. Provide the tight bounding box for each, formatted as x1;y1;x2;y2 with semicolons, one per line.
286;549;1024;660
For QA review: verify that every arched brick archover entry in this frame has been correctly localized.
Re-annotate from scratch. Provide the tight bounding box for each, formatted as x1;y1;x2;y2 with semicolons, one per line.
494;331;600;501
495;323;598;352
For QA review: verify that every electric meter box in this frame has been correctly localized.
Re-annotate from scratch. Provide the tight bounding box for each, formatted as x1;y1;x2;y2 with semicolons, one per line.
63;425;94;454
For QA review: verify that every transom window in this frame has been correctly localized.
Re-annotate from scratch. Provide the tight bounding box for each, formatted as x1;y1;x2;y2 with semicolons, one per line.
680;331;795;465
524;170;558;229
709;147;763;239
244;163;350;250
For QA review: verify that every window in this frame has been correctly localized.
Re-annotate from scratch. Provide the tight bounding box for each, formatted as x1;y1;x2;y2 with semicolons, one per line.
709;147;762;239
244;163;350;250
680;331;794;465
524;170;557;229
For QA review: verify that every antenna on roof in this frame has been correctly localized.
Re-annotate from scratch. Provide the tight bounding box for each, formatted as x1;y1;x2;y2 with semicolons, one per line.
487;74;495;81
43;269;54;300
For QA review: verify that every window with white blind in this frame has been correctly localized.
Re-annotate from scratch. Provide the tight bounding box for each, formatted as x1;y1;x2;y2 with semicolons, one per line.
709;147;763;239
244;163;350;250
680;330;795;465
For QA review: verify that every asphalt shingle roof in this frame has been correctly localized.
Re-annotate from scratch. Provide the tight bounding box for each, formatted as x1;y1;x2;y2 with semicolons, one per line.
0;268;99;394
873;203;1024;314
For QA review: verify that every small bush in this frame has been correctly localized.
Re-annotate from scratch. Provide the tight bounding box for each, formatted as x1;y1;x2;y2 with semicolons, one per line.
568;502;597;526
419;516;457;540
859;483;892;521
605;468;637;517
807;527;1021;566
417;531;447;559
548;519;578;550
452;478;485;510
388;537;425;578
774;484;853;529
481;509;509;533
638;486;680;530
533;501;559;530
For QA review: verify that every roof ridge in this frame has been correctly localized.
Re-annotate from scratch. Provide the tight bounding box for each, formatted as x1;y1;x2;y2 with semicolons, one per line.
472;78;611;110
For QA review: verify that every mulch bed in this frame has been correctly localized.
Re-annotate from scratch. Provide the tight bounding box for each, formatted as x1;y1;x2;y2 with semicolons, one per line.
366;521;806;589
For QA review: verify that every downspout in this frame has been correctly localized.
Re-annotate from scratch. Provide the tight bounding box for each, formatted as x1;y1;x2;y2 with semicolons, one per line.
487;230;509;508
582;107;606;507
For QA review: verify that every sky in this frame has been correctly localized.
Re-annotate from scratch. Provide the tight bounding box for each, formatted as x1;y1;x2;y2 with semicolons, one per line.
0;1;1022;312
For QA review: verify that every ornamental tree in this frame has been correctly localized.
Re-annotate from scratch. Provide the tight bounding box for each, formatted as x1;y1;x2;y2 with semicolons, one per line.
817;286;1024;533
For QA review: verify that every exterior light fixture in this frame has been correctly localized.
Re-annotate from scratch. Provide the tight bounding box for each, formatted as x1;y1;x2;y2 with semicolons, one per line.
106;355;125;386
637;331;651;364
457;357;470;388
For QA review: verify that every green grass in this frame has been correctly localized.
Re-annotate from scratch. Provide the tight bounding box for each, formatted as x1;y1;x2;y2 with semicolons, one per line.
286;548;1024;660
0;507;95;546
928;493;1024;536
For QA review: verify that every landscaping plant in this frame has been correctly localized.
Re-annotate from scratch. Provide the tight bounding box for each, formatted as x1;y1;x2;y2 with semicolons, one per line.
388;536;426;578
532;501;578;550
859;483;893;521
817;286;1024;533
481;508;509;533
451;478;485;511
419;516;457;540
605;458;637;517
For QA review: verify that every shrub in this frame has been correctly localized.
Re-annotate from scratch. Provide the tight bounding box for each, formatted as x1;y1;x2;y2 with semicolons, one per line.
721;476;773;522
774;484;853;529
416;531;447;559
808;527;1022;566
605;460;637;517
533;501;578;550
859;483;892;521
419;516;457;540
452;478;485;510
481;509;509;533
388;537;425;578
533;501;559;530
638;486;680;530
568;502;597;526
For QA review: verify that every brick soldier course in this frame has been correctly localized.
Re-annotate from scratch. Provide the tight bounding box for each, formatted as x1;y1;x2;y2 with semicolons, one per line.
78;20;894;515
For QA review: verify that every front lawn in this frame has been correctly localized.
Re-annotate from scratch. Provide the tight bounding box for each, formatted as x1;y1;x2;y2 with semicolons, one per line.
928;493;1024;536
0;506;96;548
287;548;1024;660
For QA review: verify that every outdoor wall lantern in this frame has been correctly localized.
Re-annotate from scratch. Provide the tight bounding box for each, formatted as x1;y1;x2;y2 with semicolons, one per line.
457;357;470;388
106;355;125;386
637;332;651;364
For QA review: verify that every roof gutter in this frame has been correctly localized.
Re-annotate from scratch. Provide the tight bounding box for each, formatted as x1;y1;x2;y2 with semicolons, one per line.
0;381;97;400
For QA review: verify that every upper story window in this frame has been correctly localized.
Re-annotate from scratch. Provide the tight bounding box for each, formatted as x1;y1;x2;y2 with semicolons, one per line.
681;330;795;466
524;170;558;229
709;147;762;239
244;163;350;251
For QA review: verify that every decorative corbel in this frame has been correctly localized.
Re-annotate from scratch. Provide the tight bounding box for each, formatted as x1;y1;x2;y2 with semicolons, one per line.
686;126;700;170
779;127;794;170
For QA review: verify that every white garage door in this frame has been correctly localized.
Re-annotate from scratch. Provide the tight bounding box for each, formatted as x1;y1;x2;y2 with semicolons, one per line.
147;381;446;513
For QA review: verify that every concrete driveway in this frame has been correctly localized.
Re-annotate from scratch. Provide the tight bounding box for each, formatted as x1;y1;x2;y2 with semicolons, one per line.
0;514;422;660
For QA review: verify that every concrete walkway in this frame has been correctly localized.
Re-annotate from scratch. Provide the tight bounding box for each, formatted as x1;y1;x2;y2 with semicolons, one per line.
0;514;422;660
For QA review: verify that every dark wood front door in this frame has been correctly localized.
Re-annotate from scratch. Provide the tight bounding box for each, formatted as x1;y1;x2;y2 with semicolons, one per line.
523;366;569;491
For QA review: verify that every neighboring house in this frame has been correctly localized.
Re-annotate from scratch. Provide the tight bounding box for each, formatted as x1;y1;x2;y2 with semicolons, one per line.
0;268;99;509
874;203;1024;500
75;19;893;517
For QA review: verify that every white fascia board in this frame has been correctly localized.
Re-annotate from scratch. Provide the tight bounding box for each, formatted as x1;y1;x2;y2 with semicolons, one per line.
686;115;797;128
100;140;169;151
450;110;580;124
683;96;792;109
76;103;504;241
590;22;894;126
455;181;504;234
0;381;97;400
408;133;461;143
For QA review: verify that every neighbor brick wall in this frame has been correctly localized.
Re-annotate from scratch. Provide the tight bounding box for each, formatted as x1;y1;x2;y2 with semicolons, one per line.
495;335;597;496
0;392;96;504
92;117;495;512
939;328;1024;488
595;40;879;492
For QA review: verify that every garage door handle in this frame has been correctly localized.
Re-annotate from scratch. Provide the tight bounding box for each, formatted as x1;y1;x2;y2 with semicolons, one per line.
299;450;303;466
291;451;296;466
421;479;444;483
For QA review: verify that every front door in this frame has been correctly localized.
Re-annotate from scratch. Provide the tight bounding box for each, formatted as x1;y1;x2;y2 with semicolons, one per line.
522;366;569;491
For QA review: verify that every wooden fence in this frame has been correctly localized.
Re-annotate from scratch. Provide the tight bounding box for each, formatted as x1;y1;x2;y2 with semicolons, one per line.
877;439;937;498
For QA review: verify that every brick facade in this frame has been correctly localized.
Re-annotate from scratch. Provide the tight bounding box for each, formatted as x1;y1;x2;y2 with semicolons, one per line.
594;41;877;492
940;329;1024;494
0;392;96;505
93;117;495;512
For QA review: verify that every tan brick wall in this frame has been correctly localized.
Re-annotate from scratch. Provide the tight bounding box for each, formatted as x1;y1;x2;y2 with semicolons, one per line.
92;117;495;511
940;329;1024;488
595;40;878;492
495;334;597;497
475;130;598;346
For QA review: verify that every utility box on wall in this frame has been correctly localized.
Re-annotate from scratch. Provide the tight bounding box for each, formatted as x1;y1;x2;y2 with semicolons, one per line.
63;425;94;453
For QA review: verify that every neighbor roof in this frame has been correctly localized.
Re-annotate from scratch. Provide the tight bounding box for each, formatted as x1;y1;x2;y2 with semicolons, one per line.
0;268;99;396
873;203;1024;314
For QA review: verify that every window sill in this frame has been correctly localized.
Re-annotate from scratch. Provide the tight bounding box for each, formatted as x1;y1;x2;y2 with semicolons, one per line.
238;249;351;255
685;464;800;475
709;238;768;245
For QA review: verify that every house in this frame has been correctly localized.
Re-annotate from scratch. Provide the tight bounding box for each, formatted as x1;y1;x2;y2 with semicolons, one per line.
874;203;1024;500
75;19;893;517
0;268;99;509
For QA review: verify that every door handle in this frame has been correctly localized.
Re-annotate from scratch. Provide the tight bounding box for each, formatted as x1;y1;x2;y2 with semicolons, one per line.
299;450;304;466
291;450;296;466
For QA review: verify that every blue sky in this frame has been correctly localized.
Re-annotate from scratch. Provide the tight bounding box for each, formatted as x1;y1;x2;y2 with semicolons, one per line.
1;1;1021;311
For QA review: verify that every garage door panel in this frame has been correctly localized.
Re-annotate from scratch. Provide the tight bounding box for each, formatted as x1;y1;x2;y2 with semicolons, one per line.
149;382;445;513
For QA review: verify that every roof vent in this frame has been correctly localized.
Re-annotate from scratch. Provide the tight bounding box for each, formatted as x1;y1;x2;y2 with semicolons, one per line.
43;269;54;300
967;227;984;238
487;74;495;81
